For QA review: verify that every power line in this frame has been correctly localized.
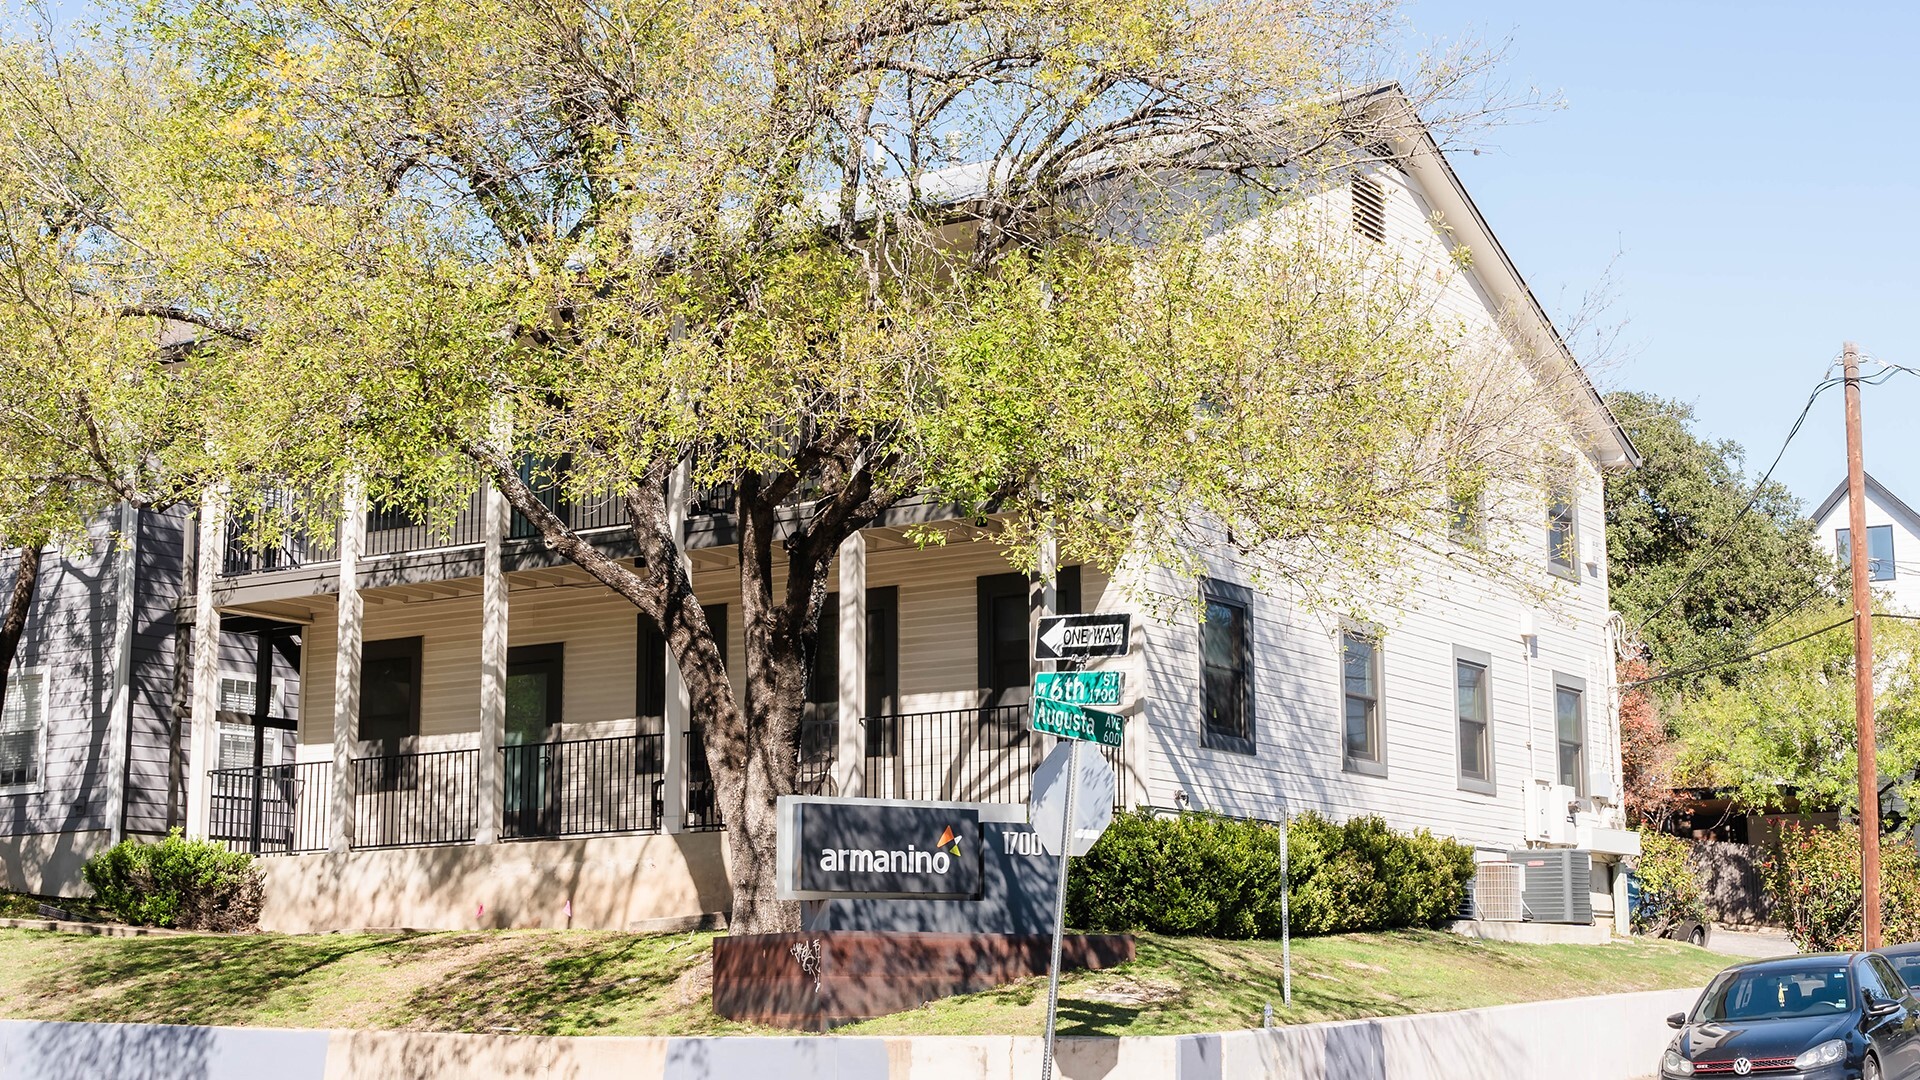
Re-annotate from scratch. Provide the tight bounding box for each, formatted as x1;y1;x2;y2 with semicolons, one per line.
1624;610;1920;691
1630;363;1908;637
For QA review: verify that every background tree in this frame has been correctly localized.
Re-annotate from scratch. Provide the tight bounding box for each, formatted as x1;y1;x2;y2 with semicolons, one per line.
1669;603;1920;816
12;0;1567;931
1604;391;1839;685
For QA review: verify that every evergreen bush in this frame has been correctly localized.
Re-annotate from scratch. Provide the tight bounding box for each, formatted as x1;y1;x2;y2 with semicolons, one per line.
1761;823;1920;952
1067;809;1474;938
81;829;264;931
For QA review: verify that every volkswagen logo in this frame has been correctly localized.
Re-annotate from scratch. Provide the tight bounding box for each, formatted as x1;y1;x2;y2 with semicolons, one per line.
1732;1058;1752;1076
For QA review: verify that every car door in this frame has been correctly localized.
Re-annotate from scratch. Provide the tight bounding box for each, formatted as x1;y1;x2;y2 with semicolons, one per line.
1867;955;1920;1078
1858;956;1914;1077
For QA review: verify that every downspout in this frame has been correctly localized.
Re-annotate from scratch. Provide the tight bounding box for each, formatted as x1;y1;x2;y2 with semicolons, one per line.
104;501;139;843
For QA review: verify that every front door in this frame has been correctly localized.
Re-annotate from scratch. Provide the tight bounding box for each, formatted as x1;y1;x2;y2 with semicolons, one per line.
503;645;563;836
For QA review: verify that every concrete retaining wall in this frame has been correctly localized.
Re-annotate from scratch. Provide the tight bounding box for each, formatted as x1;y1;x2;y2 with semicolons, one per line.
0;986;1700;1080
255;831;732;933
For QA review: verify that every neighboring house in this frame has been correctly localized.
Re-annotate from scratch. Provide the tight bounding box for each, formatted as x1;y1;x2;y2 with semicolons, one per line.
1813;472;1920;613
1;94;1643;935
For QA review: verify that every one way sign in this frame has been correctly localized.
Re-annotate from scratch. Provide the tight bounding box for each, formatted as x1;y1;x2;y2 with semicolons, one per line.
1035;614;1132;661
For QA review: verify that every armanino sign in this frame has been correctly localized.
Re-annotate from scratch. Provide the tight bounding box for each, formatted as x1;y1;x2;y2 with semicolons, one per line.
778;798;985;901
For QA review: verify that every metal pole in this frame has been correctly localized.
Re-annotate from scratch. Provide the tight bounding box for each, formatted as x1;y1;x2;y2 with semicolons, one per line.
1041;738;1079;1080
1280;807;1291;1007
1843;340;1883;949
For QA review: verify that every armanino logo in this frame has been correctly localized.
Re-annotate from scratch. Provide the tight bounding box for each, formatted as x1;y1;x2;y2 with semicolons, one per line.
793;804;983;900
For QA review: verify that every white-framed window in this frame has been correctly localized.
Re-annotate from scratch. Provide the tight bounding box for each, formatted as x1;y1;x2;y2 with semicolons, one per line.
0;667;46;793
1341;629;1386;777
218;674;288;718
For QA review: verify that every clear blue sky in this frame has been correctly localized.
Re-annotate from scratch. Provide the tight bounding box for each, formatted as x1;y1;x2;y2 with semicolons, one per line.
1404;0;1920;512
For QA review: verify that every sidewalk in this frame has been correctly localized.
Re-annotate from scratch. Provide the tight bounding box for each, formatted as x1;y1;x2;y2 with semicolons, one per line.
1703;926;1796;961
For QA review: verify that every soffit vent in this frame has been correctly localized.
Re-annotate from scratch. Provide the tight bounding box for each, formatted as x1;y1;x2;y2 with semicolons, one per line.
1352;175;1386;243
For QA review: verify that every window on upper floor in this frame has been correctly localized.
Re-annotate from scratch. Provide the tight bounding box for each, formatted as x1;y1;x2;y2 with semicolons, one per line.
1837;524;1896;582
1342;630;1385;776
1351;176;1386;243
0;668;44;791
1555;674;1586;797
1547;472;1579;579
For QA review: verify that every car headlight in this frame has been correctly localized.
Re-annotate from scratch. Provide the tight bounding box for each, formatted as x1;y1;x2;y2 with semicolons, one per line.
1662;1049;1695;1076
1793;1039;1847;1070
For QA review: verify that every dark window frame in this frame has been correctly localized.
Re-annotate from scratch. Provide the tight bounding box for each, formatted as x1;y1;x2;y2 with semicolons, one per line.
1199;579;1255;755
505;642;565;738
1553;671;1587;796
1547;468;1580;580
1341;627;1387;777
1454;646;1495;794
1837;524;1897;582
358;636;423;747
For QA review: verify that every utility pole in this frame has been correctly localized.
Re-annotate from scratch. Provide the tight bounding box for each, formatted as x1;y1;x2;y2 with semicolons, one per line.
1843;340;1883;950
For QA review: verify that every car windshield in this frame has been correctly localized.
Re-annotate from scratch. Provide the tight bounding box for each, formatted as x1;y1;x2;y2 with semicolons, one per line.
1886;954;1920;988
1695;965;1852;1022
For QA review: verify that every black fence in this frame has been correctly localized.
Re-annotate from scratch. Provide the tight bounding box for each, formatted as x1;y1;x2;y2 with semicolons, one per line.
684;727;723;831
351;748;477;848
499;735;665;840
208;761;332;854
222;492;341;577
797;713;838;796
859;703;1129;811
363;486;489;556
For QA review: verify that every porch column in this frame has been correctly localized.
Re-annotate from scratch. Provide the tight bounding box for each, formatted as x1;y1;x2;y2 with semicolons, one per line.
475;462;509;845
104;500;139;843
184;491;226;840
330;476;365;852
835;531;867;797
661;459;690;834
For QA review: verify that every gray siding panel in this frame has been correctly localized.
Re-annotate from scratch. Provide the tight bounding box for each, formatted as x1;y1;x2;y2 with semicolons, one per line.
125;508;187;836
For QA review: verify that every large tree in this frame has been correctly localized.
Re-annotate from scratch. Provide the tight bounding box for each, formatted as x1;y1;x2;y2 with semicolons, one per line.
8;0;1570;931
1604;391;1839;685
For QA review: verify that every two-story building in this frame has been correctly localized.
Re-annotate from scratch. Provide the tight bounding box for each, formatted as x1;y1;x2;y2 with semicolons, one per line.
1814;472;1920;613
1;97;1641;935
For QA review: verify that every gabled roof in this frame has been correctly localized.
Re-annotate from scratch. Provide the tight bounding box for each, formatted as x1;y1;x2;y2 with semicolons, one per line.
1350;84;1640;470
1813;472;1920;528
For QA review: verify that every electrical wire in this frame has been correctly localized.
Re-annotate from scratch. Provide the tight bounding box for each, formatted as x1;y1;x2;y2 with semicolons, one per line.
1622;615;1855;690
1631;364;1907;637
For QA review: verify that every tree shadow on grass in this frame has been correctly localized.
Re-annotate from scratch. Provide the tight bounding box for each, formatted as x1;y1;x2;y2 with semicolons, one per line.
383;932;713;1035
27;933;413;1027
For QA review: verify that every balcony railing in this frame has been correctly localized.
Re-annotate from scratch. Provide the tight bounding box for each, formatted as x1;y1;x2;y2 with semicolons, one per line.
860;703;1129;811
209;761;331;855
351;748;477;848
499;735;665;840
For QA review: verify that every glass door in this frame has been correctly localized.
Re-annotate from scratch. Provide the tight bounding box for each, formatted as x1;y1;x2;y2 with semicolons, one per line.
502;645;562;836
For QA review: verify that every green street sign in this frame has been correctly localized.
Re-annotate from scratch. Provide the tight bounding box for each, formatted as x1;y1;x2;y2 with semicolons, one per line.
1030;697;1125;747
1033;670;1125;707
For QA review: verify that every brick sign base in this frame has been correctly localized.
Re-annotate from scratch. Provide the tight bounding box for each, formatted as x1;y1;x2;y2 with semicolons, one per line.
710;931;1137;1030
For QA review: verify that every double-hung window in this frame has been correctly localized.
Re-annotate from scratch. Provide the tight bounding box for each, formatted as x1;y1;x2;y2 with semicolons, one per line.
1555;673;1586;795
1199;581;1254;754
1455;648;1494;794
1837;525;1896;582
1342;630;1385;775
0;669;44;791
1547;472;1579;579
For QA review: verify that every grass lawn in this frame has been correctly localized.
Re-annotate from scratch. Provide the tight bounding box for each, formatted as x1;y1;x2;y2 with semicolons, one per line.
0;919;1727;1037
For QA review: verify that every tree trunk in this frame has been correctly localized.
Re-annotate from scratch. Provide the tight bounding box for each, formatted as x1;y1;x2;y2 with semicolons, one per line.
0;543;42;718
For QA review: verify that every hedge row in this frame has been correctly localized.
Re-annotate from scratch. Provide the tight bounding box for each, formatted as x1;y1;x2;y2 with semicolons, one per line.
1761;823;1920;952
1065;809;1476;938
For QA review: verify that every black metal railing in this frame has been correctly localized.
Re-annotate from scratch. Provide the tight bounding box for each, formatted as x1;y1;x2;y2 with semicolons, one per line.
208;761;332;854
684;726;723;831
499;734;664;839
858;703;1130;811
222;490;342;576
363;486;488;556
797;712;838;796
351;748;477;848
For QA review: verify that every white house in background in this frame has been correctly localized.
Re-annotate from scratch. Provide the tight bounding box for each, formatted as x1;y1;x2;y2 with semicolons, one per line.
1813;473;1920;613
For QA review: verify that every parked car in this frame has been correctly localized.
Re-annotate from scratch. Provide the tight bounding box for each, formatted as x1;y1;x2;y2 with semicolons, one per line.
1875;943;1920;992
1630;871;1714;947
1660;954;1920;1078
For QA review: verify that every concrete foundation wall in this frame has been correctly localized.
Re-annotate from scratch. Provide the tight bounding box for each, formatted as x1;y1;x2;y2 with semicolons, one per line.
0;987;1699;1080
0;829;113;897
256;832;732;933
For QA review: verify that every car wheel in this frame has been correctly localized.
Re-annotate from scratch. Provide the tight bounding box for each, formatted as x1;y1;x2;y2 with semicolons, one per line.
1865;1051;1883;1080
1688;925;1706;947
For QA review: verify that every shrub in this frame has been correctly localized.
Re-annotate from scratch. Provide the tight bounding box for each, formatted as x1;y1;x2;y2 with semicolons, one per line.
1067;809;1474;939
81;830;264;931
1760;823;1920;952
1630;830;1705;934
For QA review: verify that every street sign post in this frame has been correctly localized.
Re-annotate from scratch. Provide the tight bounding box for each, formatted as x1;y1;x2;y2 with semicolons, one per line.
1031;738;1116;1080
1034;613;1131;661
